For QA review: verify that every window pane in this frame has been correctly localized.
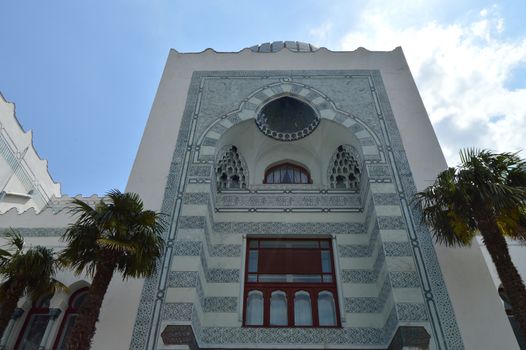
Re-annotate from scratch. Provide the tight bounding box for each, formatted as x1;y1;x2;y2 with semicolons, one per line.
321;251;332;273
320;241;330;249
318;292;337;326
266;172;273;184
258;274;287;283
246;292;264;325
290;275;322;283
322;275;333;283
249;241;259;248
264;163;310;184
248;250;258;273
270;292;288;326
19;315;50;350
259;240;319;249
294;292;313;326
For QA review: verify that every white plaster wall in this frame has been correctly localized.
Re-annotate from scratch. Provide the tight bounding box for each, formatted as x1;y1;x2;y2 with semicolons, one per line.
479;237;526;291
385;51;519;349
123;46;518;349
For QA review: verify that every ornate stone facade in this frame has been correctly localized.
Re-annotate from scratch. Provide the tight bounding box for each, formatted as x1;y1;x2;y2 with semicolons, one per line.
129;71;463;350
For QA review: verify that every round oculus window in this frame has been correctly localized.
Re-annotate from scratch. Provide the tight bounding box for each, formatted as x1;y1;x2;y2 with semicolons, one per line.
256;97;320;141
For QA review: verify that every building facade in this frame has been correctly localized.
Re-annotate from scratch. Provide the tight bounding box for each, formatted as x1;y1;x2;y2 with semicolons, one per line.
0;42;521;350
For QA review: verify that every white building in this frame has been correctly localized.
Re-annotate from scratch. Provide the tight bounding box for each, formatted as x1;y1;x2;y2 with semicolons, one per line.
0;42;522;350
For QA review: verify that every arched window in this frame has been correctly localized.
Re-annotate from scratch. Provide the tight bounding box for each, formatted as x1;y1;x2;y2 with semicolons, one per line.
317;291;337;326
15;294;52;350
270;291;287;326
294;291;313;326
245;291;263;326
264;163;311;184
256;96;320;141
54;288;89;350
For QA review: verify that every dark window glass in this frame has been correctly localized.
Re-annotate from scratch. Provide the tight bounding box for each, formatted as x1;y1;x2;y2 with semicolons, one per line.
264;163;311;184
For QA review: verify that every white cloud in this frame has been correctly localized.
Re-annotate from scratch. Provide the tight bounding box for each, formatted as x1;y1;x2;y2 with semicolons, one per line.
335;5;526;166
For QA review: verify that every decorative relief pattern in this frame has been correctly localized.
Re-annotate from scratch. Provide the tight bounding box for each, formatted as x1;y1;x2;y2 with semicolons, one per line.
396;303;428;321
161;303;193;321
1;227;65;237
215;192;361;209
345;278;392;313
384;241;413;257
188;165;212;177
173;241;202;256
390;271;421;289
341;250;385;283
215;145;248;190
209;244;241;257
203;297;238;313
129;70;463;350
167;271;198;288
372;193;401;205
212;221;365;234
328;145;361;189
183;193;209;205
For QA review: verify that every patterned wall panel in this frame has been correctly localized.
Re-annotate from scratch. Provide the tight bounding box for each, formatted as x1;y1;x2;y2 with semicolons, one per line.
129;70;463;350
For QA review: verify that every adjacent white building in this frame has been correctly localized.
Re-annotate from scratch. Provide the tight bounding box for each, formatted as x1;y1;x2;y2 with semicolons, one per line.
0;42;522;350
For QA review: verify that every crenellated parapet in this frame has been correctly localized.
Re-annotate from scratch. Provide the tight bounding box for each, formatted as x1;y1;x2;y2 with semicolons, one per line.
0;194;104;229
0;92;61;214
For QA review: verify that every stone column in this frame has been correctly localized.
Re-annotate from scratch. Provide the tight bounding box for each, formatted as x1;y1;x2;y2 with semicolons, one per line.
38;308;61;350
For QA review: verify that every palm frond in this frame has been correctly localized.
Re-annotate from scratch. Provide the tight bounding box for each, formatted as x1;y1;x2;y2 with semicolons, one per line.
413;149;526;246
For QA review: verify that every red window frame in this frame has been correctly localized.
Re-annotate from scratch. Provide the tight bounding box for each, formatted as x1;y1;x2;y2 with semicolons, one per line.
243;238;340;328
14;295;52;350
53;287;89;350
263;163;312;184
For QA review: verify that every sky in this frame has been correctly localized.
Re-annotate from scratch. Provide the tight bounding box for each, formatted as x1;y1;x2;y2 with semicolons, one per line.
1;1;525;196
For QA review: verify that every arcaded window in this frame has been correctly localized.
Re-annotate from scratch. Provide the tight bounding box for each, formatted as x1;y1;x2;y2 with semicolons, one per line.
15;294;52;350
216;145;248;190
328;145;361;189
54;288;89;350
243;238;340;327
264;163;311;184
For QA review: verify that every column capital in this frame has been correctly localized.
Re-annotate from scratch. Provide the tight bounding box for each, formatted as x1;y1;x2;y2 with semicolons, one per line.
48;308;62;319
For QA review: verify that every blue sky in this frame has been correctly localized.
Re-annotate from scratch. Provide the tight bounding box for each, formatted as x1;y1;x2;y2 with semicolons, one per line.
1;1;525;195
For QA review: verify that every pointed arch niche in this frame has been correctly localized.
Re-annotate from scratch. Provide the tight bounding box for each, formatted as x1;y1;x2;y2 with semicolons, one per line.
214;118;366;188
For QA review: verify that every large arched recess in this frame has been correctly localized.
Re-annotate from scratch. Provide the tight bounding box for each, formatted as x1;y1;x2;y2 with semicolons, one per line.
215;118;365;187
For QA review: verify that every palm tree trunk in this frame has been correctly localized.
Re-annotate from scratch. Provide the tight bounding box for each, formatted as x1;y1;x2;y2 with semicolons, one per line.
0;281;23;338
65;260;115;350
479;218;526;343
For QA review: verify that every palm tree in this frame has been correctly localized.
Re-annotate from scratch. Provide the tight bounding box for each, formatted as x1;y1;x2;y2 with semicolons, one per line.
61;189;165;350
0;229;62;337
414;149;526;341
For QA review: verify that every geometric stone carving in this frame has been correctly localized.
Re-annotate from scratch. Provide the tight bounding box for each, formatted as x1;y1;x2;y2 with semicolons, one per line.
215;145;248;190
328;145;361;189
387;326;431;350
